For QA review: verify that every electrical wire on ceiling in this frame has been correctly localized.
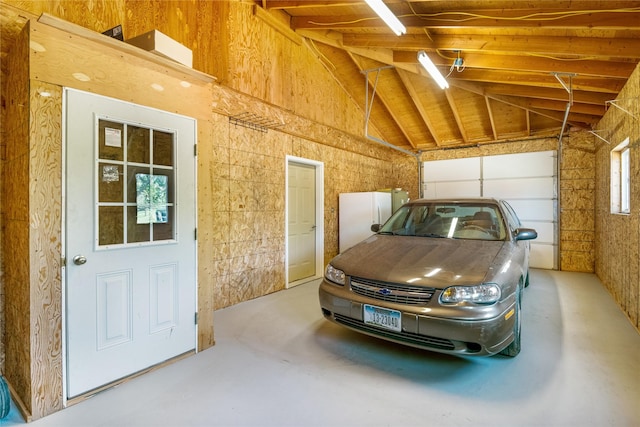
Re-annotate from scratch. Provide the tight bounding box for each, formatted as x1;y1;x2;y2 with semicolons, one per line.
305;38;337;71
404;6;640;23
308;5;640;26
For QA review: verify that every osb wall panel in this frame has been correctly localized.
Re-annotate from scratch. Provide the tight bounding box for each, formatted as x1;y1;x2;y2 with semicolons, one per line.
4;0;126;35
594;62;640;332
27;81;63;419
206;109;414;311
419;138;558;161
559;132;596;272
29;21;212;120
2;19;31;412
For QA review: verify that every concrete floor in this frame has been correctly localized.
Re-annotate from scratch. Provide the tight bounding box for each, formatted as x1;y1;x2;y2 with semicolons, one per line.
3;269;639;426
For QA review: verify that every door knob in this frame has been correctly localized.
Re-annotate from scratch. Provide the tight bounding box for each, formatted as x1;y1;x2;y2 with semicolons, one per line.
73;255;87;265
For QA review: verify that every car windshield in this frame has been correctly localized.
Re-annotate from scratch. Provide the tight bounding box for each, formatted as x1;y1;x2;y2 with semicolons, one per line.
377;202;507;241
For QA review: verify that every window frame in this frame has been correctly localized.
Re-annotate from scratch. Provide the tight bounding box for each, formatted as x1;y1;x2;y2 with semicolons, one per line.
610;137;631;215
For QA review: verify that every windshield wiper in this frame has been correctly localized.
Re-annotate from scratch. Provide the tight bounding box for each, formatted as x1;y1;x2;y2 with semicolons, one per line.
416;233;445;238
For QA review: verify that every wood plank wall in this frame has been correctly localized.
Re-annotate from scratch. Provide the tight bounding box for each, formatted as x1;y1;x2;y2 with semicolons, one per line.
594;63;640;331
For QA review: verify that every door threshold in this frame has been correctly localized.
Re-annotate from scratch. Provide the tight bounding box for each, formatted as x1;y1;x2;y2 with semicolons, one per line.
66;350;195;407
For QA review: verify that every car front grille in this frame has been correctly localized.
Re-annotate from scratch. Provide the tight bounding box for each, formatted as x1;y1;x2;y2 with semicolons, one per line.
334;314;455;351
350;277;435;305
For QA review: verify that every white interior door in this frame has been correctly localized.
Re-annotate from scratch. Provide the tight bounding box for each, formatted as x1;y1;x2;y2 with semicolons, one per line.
64;89;197;398
288;162;316;283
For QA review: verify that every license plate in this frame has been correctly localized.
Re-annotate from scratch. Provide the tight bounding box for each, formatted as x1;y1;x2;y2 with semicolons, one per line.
363;304;401;332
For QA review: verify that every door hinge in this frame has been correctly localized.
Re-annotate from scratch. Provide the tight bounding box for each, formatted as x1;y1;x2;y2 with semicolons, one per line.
194;228;197;240
194;144;197;156
194;312;198;325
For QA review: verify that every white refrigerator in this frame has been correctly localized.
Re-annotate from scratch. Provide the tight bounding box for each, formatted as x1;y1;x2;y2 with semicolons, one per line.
339;191;392;253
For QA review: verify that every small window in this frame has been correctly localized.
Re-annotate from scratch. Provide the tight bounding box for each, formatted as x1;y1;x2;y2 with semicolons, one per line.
611;137;630;214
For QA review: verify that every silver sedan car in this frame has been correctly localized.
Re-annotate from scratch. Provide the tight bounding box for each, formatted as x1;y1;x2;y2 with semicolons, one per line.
319;198;537;357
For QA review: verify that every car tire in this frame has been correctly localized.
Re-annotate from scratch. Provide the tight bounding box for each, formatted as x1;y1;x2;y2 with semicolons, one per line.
524;269;530;287
500;283;522;357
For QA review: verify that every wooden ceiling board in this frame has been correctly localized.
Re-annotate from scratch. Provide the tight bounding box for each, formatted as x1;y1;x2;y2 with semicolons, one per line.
447;86;494;142
406;71;464;145
488;99;529;139
529;114;566;135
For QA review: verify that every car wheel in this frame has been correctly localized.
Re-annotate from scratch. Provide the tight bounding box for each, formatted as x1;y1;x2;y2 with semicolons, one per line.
500;283;522;357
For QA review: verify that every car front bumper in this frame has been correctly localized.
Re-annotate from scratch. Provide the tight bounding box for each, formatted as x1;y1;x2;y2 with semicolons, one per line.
319;279;516;356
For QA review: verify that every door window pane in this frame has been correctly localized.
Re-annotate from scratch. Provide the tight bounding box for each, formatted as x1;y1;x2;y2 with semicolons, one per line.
127;206;151;243
153;206;174;241
128;126;150;164
98;163;123;203
135;173;169;224
98;120;124;161
153;130;174;166
99;206;124;245
96;118;176;248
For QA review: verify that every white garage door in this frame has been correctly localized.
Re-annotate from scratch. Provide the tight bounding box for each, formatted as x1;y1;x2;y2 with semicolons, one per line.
422;151;557;269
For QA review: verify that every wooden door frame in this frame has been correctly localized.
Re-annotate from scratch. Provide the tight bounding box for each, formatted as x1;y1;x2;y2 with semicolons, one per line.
285;156;324;288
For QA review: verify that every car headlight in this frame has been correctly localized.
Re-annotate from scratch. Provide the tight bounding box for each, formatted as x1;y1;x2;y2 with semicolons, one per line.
440;283;501;304
325;264;345;285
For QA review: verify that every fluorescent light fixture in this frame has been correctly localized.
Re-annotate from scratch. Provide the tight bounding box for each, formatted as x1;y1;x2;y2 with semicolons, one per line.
365;0;406;36
417;50;449;89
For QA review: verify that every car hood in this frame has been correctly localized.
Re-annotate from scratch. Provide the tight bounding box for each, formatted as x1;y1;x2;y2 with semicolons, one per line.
331;234;506;288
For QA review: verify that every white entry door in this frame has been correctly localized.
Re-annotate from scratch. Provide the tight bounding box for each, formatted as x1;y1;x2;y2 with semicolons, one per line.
288;162;316;283
65;89;197;398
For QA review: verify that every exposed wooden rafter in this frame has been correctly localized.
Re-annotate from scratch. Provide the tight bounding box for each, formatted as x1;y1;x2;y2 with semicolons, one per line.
257;0;640;150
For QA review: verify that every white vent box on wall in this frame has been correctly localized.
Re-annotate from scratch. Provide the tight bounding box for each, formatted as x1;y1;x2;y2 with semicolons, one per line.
126;30;192;67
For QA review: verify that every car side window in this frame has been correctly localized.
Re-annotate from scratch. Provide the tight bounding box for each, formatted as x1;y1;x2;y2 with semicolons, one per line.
500;201;520;233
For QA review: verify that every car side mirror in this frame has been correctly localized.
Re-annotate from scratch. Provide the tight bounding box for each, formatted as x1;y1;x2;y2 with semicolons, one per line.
515;228;538;241
371;224;381;232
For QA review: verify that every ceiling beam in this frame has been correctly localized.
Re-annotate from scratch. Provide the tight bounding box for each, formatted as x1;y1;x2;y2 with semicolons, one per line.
290;9;640;30
396;69;445;146
448;69;625;93
473;83;614;106
392;51;637;79
340;33;640;60
444;89;469;143
484;96;499;141
452;80;590;128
